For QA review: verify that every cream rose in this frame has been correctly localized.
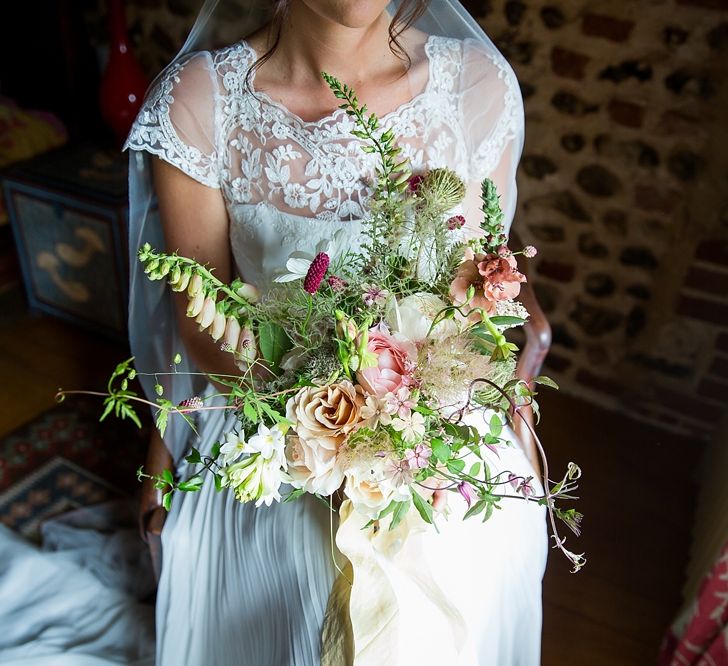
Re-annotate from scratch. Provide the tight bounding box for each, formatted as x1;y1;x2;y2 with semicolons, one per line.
284;432;343;496
385;293;459;343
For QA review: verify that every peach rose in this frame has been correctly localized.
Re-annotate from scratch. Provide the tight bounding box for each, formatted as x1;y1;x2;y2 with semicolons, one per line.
286;380;365;442
356;325;418;398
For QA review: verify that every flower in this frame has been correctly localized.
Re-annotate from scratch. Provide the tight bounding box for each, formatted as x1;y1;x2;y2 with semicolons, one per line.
247;422;287;462
273;230;345;284
449;249;526;321
286;381;366;442
446;215;466;231
285;432;344;496
222;452;286;507
407;174;424;193
344;460;408;518
356;325;418;398
457;481;477;508
384;387;416;419
219;430;247;465
523;245;538;258
327;275;347;291
223;317;241;350
178;396;203;412
404;442;431;469
234;326;257;370
477;252;526;304
303;252;330;293
362;284;390;308
385;293;459;343
383;457;414;489
360;394;392;428
392;412;426;443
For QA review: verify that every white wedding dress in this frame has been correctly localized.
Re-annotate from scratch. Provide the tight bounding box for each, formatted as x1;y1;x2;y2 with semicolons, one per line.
123;34;548;666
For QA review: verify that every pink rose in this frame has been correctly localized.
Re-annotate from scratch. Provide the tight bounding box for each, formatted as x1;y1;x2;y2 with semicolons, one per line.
356;325;417;398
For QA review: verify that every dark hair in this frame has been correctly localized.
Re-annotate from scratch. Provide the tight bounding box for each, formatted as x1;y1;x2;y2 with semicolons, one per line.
245;0;431;91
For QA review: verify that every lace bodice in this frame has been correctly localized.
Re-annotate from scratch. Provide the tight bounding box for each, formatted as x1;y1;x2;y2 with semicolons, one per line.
125;34;523;289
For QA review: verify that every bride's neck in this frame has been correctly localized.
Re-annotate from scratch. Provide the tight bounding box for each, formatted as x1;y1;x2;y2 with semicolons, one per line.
269;5;400;88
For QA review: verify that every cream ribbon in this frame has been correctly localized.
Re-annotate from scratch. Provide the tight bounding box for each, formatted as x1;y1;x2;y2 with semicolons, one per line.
321;500;468;666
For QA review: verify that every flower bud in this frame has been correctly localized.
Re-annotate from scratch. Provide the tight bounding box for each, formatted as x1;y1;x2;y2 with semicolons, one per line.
172;269;191;293
186;291;205;318
196;296;217;329
236;326;257;366
158;260;171;278
223;317;241;351
335;311;357;341
236;283;260;303
144;258;159;274
168;265;181;286
209;309;226;341
187;274;203;298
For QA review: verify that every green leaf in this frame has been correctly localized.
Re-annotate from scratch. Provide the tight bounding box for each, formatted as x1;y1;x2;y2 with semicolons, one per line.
446;458;465;474
489;414;503;438
155;409;169;437
185;448;202;465
375;499;399;521
161;468;174;485
178;475;204;492
211;442;221;459
283;488;306;503
99;398;115;422
258;322;293;369
389;500;410;531
469;462;482;478
533;375;559;390
482;501;495;523
430;438;450;464
489;316;526;327
411;491;433;525
162;491;173;511
243;400;259;423
213;472;224;492
464;499;487;520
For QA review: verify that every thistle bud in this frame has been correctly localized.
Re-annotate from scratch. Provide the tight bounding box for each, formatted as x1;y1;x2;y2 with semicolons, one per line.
223;317;241;351
186;291;205;318
209;309;227;341
187;274;203;298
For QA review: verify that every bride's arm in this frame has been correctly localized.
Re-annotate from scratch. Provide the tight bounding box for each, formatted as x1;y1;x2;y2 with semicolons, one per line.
152;157;241;380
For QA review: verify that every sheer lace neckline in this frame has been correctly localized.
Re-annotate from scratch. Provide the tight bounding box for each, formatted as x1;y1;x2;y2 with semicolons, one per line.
238;35;437;128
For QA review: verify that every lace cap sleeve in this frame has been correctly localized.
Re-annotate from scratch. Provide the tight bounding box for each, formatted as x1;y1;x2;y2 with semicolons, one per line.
124;52;220;189
459;39;525;230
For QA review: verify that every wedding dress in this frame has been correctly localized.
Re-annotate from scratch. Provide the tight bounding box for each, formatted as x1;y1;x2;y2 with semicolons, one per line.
124;32;548;666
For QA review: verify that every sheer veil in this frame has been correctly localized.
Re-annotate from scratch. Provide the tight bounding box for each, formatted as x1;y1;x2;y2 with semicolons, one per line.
125;0;525;463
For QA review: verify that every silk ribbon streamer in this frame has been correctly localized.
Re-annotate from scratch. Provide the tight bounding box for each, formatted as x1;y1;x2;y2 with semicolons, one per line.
321;499;468;666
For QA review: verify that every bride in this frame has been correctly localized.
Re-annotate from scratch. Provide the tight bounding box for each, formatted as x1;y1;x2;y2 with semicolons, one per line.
125;0;548;664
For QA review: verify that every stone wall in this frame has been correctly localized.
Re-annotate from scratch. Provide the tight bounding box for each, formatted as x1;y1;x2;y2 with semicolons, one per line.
462;0;728;439
99;0;728;438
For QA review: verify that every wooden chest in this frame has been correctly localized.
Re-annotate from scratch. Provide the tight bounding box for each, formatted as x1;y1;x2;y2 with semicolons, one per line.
2;145;141;341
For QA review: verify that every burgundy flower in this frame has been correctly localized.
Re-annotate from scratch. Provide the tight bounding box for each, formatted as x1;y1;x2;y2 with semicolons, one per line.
446;215;466;231
303;252;330;294
327;274;347;291
407;174;424;193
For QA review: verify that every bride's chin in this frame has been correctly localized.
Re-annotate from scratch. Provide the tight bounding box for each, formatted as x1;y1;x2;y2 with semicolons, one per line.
298;0;391;30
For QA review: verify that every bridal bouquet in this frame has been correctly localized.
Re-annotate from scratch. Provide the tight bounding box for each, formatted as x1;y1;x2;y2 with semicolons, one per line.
61;74;583;570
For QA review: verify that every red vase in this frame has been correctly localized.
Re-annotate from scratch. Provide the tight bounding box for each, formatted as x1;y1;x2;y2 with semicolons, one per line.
99;0;148;147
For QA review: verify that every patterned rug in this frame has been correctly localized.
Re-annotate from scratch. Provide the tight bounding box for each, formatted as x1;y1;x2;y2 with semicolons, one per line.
0;399;150;539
